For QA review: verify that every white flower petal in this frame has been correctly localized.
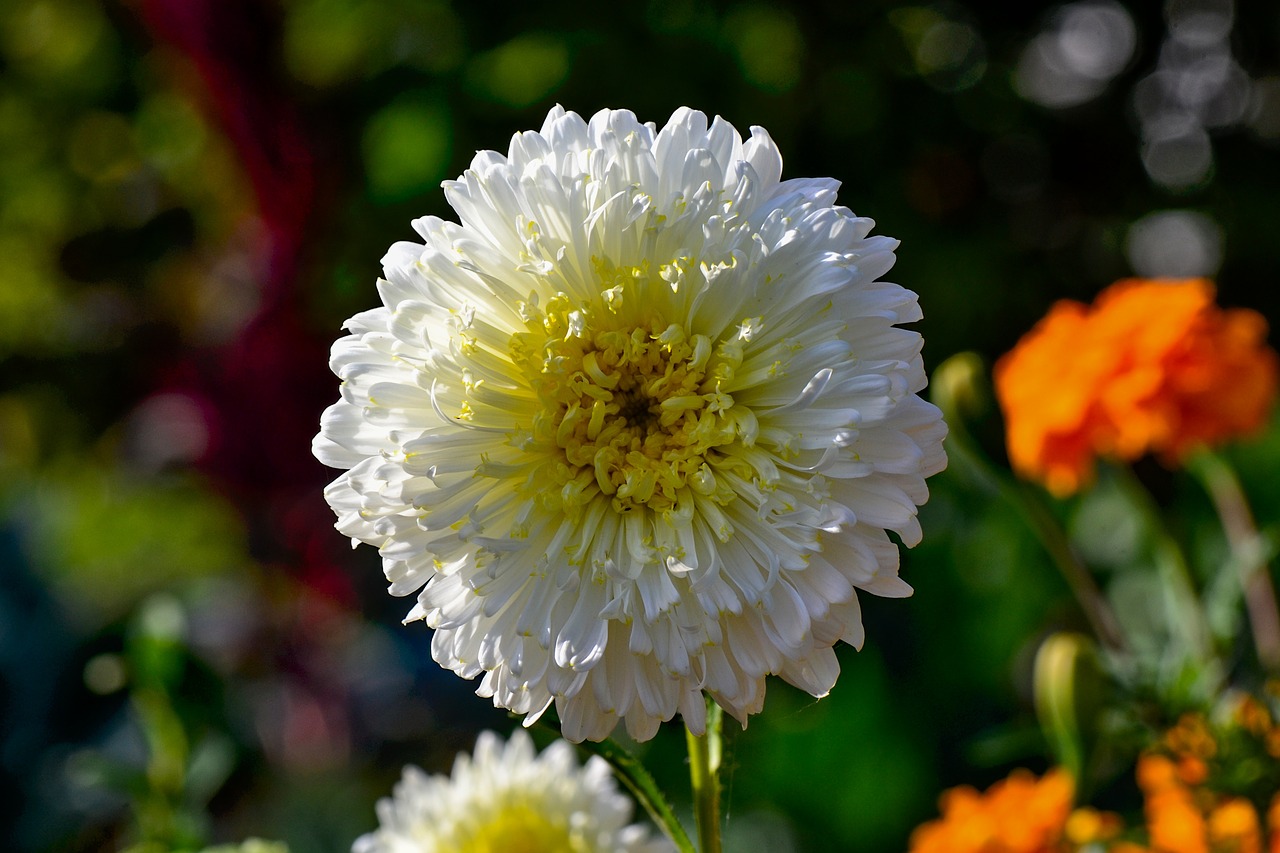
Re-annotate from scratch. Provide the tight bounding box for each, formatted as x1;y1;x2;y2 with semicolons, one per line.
353;730;672;853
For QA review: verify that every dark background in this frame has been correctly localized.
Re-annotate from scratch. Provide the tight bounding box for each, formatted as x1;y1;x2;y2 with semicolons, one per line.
4;0;1280;850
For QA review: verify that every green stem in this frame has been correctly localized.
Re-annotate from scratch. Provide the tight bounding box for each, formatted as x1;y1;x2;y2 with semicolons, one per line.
576;736;695;853
686;696;723;853
131;688;192;848
945;423;1127;653
1015;481;1128;654
1188;451;1280;673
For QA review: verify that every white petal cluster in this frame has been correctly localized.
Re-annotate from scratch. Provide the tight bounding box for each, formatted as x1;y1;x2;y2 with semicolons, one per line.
315;106;947;741
352;730;671;853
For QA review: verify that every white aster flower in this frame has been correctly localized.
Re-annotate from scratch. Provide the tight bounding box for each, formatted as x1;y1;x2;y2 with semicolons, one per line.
314;106;947;742
353;730;672;853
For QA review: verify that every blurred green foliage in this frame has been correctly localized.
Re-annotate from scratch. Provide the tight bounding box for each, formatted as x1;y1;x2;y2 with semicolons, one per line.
361;92;452;202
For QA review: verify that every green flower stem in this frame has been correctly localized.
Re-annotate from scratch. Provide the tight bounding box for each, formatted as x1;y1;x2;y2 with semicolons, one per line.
1014;481;1128;655
131;688;193;848
1112;464;1213;665
1188;451;1280;673
943;416;1127;653
686;696;723;853
577;737;695;853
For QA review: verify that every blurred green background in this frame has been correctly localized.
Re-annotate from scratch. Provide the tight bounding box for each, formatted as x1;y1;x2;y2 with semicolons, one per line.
4;0;1280;850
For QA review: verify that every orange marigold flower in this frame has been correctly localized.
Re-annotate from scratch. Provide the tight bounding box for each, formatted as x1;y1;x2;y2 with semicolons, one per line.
995;279;1278;496
1208;798;1264;853
1138;754;1210;853
908;768;1075;853
1146;787;1210;853
1138;754;1185;793
1177;756;1211;787
1135;751;1278;853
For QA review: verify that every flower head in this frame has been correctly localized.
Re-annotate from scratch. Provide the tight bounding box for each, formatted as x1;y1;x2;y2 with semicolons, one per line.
353;730;671;853
995;278;1277;496
314;106;946;740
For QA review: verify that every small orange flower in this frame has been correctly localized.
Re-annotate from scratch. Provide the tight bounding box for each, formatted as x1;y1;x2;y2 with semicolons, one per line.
1161;713;1217;787
1135;752;1273;853
1166;713;1219;761
995;279;1277;496
1236;696;1275;738
1065;807;1123;845
1137;753;1217;853
1267;729;1280;760
908;768;1076;853
1208;798;1263;853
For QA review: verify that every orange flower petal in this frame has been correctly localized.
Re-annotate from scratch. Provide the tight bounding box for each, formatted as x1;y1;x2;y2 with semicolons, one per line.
995;279;1277;495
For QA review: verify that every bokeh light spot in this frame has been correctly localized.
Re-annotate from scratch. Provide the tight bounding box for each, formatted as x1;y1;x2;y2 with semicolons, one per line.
1125;209;1222;278
0;91;49;169
1249;76;1280;139
1141;121;1213;189
1015;0;1135;108
29;463;249;627
1166;0;1233;48
68;112;136;182
362;94;452;203
134;94;207;173
284;0;375;88
892;6;986;92
0;395;39;471
83;653;127;695
465;33;569;108
2;167;75;234
125;392;211;472
385;3;466;75
724;5;804;93
0;235;65;351
1;0;105;77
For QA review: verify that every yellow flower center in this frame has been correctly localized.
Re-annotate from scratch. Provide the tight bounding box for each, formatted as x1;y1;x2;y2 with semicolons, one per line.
509;262;752;518
457;802;588;853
